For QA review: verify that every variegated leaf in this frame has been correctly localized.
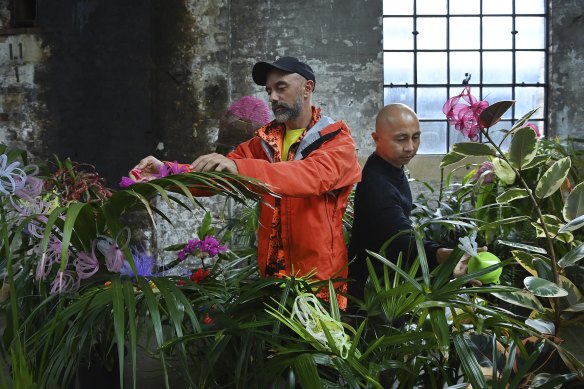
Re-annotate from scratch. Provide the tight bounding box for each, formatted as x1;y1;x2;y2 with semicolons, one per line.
508;126;538;170
512;250;538;276
535;157;571;199
524;276;568;297
440;151;466;168
497;240;547;254
492;157;516;185
492;289;545;312
558;214;584;233
452;142;496;157
558;242;584;268
532;214;574;244
563;181;584;222
496;188;529;204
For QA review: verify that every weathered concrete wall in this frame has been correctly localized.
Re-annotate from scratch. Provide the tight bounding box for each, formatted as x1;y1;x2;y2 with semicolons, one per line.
548;0;584;141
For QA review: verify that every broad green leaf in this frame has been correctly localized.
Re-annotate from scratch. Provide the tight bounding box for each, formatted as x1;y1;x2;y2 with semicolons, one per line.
479;100;514;128
508;126;538;169
497;240;547;254
512;250;538;276
496;188;530;204
558;274;583;307
558;242;584;268
532;214;574;244
535;157;571;199
440;151;466;168
492;157;516;185
452;142;496;157
510;107;540;131
524;276;568;297
523;154;550;169
558;214;584;234
563;181;584;222
492;289;545;312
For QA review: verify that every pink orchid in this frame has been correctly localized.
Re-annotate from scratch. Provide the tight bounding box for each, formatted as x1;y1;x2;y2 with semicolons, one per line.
443;86;489;141
474;161;496;185
526;123;541;138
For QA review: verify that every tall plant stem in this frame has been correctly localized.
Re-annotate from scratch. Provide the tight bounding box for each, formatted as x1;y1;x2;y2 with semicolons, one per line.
481;129;561;324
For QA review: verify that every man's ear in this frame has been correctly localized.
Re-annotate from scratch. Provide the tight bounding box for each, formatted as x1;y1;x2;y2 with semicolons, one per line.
371;131;379;143
304;80;315;95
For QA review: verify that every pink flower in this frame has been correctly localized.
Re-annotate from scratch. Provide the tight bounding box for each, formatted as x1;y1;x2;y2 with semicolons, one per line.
74;242;100;279
35;236;68;281
50;270;80;294
526;123;541;138
474;161;495;185
227;96;271;126
119;176;136;188
156;161;189;178
443;86;489;141
14;175;44;200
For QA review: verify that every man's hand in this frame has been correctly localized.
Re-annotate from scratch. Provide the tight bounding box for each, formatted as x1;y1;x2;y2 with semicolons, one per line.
131;156;164;182
452;246;487;287
189;153;238;173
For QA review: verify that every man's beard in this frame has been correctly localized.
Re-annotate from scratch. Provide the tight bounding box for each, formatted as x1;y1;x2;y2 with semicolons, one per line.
272;92;303;123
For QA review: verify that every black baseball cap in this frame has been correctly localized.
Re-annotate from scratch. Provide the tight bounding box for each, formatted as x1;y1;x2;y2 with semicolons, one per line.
252;56;316;87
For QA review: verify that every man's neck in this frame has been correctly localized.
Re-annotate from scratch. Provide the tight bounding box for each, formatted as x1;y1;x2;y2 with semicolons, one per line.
284;105;313;130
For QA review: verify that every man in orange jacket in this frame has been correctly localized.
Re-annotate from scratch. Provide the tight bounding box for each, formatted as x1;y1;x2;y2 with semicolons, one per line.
130;56;361;308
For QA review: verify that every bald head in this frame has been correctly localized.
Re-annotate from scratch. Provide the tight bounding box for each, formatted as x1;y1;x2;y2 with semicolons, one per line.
372;103;421;168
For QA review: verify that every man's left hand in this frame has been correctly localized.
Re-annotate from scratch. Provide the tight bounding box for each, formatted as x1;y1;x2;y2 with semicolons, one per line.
453;246;487;287
189;153;238;173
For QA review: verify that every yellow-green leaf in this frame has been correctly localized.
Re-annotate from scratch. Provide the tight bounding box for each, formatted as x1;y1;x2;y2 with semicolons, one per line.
496;188;529;204
535;157;571;199
492;157;516;185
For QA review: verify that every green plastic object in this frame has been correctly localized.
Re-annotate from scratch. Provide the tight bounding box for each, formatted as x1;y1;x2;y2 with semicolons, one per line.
468;252;502;284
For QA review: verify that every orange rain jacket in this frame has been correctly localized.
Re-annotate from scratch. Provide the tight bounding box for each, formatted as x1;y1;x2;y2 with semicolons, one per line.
228;114;361;285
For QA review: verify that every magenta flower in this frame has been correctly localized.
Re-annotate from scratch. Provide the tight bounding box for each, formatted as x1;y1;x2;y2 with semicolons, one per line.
74;242;100;279
227;96;271;126
119;176;136;188
177;236;227;261
443;86;489;141
156;161;189;178
526;123;541;138
474;161;496;185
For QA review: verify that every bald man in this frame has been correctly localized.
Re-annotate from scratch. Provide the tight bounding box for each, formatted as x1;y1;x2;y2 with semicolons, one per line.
348;103;469;300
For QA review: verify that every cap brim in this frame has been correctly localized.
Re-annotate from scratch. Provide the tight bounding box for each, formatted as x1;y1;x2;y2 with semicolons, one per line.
252;61;297;86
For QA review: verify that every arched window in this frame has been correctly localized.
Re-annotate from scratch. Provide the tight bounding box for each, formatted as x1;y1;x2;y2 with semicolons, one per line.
383;0;547;153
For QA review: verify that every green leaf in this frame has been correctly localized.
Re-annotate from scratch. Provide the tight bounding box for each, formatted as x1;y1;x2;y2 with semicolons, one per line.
510;107;540;131
557;320;584;372
479;100;514;128
497;240;547;254
492;157;516;185
492;289;545;312
558;242;584;268
294;354;323;389
524;276;568;297
508;126;538;170
429;308;450;352
523;154;550;169
563;181;584;222
440;152;466;168
496;188;530;204
532;214;574;244
558;214;584;233
535;157;571;199
452;333;488;389
452;142;496;157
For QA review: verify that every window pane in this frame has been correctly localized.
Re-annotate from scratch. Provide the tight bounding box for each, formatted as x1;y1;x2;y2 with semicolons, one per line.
483;52;512;84
483;87;513;119
516;17;545;49
516;0;545;14
384;0;413;15
417;87;447;119
417;17;446;49
516;51;545;84
449;123;472;146
450;17;480;49
417;0;446;15
450;52;480;84
515;87;545;119
384;17;414;50
419;122;447;154
485;121;513;151
449;0;480;14
483;17;513;49
384;87;415;107
418;52;447;84
483;1;512;14
384;52;414;84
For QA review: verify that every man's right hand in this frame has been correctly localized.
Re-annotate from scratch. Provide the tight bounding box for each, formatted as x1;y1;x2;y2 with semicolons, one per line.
130;156;164;182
